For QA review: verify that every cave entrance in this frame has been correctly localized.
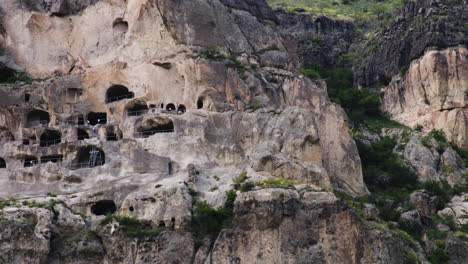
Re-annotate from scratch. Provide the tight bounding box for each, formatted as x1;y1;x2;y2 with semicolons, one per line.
127;102;149;117
77;128;89;140
177;104;186;114
41;155;63;164
25;93;30;102
24;156;38;167
106;85;134;103
112;18;128;33
87;112;107;126
166;103;176;112
26;110;50;128
72;146;105;169
90;200;117;215
197;98;203;109
135;118;174;138
40;129;61;147
0;158;6;168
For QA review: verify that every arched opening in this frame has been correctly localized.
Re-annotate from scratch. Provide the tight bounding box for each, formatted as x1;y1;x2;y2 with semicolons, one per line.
87;112;107;126
166;103;176;111
40;155;63;164
197;98;204;109
90;200;116;215
105;85;134;103
25;93;30;102
77;128;89;140
26;110;50;128
112;18;128;33
177;104;186;114
135;117;174;138
127;102;149;117
22;139;30;145
0;158;6;168
24;156;38;167
40;129;61;147
72;146;105;169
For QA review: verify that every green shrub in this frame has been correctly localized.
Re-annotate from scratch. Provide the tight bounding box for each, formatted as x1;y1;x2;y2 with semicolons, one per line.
99;214;164;238
232;171;249;190
247;98;264;110
299;68;320;79
427;248;449;264
239;182;255;192
400;66;408;75
357;137;418;191
192;190;237;245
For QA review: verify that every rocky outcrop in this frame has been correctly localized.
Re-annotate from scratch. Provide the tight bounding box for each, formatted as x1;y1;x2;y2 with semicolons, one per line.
354;0;468;88
205;188;426;264
277;11;355;69
382;46;468;148
0;188;430;264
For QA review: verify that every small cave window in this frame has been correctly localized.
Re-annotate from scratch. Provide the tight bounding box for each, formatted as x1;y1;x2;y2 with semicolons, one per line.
166;103;176;111
22;138;30;145
91;200;117;215
72;146;105;170
197;98;204;109
105;85;134;103
127;102;149;117
87;112;107;126
25;93;30;102
66;88;82;102
40;129;61;147
24;156;38;167
26;110;50;128
65;114;85;125
0;158;6;168
129;206;134;212
135;118;174;138
160;103;164;109
177;104;186;114
149;104;156;108
77;128;89;140
112;18;128;33
41;155;63;164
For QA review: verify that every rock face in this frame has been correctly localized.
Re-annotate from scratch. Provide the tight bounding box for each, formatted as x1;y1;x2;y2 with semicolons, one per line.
354;0;468;88
0;0;366;197
382;46;468;147
205;189;422;264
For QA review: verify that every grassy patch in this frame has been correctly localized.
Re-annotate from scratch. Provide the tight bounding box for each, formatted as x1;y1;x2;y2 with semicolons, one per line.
267;0;406;23
100;214;164;239
255;178;299;189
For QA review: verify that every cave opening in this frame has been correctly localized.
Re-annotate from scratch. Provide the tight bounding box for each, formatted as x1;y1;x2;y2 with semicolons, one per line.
112;18;128;33
166;103;176;111
24;156;38;167
135;118;174;138
91;200;117;215
25;93;30;102
77;128;89;140
40;129;61;147
177;104;186;114
127;102;149;117
72;146;105;169
26;109;50;128
87;112;107;126
197;98;203;109
106;85;134;103
0;158;6;168
41;155;63;164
